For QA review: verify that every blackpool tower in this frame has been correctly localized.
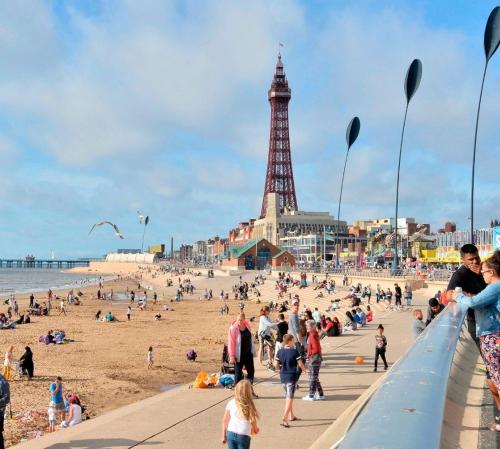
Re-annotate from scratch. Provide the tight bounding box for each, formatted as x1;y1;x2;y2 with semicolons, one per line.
260;54;298;219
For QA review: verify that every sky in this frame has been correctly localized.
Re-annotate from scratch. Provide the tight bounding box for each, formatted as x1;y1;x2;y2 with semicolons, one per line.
0;0;499;259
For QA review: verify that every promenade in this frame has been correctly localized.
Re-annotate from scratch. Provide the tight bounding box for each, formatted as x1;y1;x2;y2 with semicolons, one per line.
12;290;428;449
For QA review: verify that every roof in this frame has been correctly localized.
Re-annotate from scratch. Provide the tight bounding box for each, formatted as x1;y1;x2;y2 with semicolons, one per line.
229;239;266;259
272;250;290;259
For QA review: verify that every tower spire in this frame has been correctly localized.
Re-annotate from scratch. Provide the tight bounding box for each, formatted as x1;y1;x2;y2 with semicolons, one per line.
260;54;298;218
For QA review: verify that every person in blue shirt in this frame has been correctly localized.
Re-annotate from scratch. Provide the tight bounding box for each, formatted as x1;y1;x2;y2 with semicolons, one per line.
274;334;306;428
351;309;362;325
356;308;367;326
454;251;500;432
49;376;65;422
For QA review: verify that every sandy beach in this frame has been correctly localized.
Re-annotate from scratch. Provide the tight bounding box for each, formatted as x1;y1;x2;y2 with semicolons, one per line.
1;266;267;447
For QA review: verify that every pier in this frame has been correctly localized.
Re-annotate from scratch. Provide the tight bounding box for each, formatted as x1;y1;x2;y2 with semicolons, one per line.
0;259;90;269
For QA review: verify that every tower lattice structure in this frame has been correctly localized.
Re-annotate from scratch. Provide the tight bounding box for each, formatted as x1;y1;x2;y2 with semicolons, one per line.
260;54;298;219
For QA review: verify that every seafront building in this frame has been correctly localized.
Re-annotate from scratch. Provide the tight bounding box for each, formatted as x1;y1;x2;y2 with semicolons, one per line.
179;54;500;269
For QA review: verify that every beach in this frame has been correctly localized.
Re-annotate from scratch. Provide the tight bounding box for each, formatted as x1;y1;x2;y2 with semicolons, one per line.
1;266;266;447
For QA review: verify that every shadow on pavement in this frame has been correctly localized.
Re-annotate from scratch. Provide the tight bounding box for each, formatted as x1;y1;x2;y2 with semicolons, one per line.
45;438;161;449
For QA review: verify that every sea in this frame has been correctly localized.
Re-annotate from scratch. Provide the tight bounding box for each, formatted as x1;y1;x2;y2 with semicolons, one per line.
0;268;114;296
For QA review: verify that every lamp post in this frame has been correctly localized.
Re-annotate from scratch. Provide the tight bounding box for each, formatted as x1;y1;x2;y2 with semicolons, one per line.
140;215;150;253
393;59;422;273
323;224;327;272
470;7;500;243
336;117;361;269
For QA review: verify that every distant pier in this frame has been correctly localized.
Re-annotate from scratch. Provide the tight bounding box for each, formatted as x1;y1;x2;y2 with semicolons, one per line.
0;259;90;269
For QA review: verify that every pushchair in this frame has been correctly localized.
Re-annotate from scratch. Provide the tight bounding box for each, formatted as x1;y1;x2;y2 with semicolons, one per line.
220;344;235;375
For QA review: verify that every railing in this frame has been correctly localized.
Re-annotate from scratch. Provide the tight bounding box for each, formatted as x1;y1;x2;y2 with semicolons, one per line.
336;302;468;449
272;266;453;281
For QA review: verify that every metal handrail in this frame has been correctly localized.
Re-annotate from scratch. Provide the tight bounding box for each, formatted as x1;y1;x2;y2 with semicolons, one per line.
337;302;468;449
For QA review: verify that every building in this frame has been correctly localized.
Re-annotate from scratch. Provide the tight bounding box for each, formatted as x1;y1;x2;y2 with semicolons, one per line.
223;238;295;270
117;248;141;254
260;53;297;219
192;241;207;262
229;221;255;246
253;192;347;246
147;244;165;257
179;244;193;261
352;217;430;262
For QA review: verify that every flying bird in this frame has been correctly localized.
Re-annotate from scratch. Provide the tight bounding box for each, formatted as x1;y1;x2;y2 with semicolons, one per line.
88;221;124;239
137;211;145;224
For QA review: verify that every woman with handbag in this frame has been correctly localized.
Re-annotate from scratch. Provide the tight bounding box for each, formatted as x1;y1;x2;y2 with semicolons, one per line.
302;320;324;401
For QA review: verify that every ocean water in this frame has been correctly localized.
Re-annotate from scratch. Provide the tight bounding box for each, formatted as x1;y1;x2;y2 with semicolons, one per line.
0;268;112;296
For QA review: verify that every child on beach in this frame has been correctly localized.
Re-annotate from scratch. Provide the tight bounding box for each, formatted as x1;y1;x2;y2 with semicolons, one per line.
366;305;373;322
412;309;425;340
48;403;56;432
221;379;259;448
274;334;306;427
374;324;388;372
147;346;153;369
127;306;131;321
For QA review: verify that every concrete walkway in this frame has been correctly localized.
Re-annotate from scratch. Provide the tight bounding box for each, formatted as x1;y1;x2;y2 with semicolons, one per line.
12;291;426;449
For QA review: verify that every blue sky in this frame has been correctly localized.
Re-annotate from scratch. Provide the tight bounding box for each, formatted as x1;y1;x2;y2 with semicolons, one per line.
0;0;499;258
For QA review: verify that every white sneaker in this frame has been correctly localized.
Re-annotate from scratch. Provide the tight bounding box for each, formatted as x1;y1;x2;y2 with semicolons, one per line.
314;393;325;400
302;395;316;401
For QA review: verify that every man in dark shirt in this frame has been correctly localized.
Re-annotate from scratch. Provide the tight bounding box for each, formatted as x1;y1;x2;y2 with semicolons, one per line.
276;313;289;343
394;283;402;306
446;244;487;341
425;298;445;326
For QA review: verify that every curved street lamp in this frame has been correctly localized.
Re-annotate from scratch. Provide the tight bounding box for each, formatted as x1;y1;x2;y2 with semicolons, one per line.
393;59;422;272
336;116;360;268
470;6;500;242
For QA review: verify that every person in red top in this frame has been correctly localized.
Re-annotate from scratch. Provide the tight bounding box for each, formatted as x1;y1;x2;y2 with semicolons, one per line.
366;305;373;322
303;320;324;401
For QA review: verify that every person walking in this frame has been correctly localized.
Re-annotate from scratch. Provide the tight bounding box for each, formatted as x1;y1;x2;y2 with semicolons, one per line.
18;346;34;379
257;306;277;370
404;284;413;306
228;313;256;391
0;372;10;449
147;346;154;370
127;306;132;321
275;334;306;427
394;283;402;307
374;324;388;372
288;299;305;381
2;347;14;381
303;320;324;401
221;379;259;449
59;298;67;316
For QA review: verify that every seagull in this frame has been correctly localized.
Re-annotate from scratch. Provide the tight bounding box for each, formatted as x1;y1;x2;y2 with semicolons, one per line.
137;211;145;224
88;221;124;239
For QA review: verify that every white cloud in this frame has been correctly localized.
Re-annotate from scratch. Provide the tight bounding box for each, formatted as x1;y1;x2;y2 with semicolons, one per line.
0;1;498;257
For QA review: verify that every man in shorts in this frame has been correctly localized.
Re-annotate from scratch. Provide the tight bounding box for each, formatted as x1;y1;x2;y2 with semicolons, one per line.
274;334;306;428
49;377;65;422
